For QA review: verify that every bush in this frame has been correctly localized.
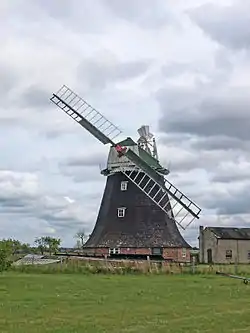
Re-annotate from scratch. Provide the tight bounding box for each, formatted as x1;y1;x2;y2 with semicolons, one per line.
0;249;12;272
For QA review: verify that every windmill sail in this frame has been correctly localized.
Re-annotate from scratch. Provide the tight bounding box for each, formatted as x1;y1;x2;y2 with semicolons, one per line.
50;85;121;145
50;85;201;229
122;149;200;229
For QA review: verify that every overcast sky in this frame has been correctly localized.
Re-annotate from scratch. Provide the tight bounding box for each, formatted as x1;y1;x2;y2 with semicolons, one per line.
1;0;250;247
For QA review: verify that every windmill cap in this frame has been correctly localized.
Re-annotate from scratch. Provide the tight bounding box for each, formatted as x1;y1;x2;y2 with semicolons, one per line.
117;137;137;147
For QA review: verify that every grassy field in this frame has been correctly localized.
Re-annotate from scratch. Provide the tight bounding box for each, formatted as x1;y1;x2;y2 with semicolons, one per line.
0;273;250;333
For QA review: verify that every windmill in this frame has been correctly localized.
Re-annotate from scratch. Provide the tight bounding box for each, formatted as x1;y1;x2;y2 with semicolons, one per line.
50;85;201;260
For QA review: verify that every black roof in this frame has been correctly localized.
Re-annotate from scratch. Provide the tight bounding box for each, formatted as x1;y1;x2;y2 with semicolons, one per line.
208;227;250;240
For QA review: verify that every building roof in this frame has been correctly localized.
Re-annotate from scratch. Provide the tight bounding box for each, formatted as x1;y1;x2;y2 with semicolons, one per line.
138;145;161;169
117;137;163;169
118;137;137;147
208;227;250;240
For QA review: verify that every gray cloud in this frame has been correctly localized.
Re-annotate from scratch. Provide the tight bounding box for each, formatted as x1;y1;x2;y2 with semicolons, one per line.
18;86;51;110
190;136;250;152
210;161;250;184
181;172;250;216
162;62;193;78
156;43;250;224
212;172;250;184
35;0;76;19
158;139;246;174
103;0;175;29
0;170;90;234
0;65;19;99
204;188;250;216
59;168;103;184
7;0;112;35
58;152;106;183
188;1;250;50
77;54;151;92
157;86;250;140
61;153;106;168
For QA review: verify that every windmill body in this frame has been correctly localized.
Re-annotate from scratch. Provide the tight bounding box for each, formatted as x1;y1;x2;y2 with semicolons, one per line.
50;85;201;261
84;137;191;260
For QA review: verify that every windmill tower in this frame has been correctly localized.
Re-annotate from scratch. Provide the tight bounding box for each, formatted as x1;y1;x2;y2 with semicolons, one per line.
50;85;201;261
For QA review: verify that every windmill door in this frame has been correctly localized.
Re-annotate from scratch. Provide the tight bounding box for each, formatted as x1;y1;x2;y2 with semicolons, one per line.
207;249;213;264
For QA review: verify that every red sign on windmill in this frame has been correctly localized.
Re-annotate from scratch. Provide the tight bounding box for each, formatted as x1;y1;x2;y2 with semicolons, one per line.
115;145;127;157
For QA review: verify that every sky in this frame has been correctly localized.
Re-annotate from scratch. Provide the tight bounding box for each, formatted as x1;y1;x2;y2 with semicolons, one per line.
1;0;250;247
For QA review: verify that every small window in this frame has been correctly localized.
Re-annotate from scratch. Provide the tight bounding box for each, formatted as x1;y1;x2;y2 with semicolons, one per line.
248;251;250;260
117;207;126;217
109;248;120;255
152;248;162;255
182;248;187;258
120;181;128;191
226;250;232;259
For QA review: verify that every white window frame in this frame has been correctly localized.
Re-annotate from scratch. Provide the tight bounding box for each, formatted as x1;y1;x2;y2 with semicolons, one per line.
120;181;128;191
117;207;126;217
182;248;187;258
226;249;232;259
109;248;121;255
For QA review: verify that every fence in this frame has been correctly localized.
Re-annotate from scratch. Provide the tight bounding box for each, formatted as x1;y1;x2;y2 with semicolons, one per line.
9;256;250;275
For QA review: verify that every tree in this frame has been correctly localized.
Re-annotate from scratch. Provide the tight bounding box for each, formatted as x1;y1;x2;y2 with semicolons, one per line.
34;237;47;255
21;243;31;254
75;229;88;248
34;236;61;255
0;240;13;272
10;239;22;254
44;236;61;255
74;240;82;250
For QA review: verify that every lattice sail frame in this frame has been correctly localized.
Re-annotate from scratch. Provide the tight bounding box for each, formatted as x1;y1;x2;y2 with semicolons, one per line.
51;85;122;144
50;85;201;230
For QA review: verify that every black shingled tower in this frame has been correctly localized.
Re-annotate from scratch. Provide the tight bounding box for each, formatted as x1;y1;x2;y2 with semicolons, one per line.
85;138;190;251
84;171;190;249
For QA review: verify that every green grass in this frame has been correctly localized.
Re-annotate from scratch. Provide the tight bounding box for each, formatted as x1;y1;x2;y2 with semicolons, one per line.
0;273;250;333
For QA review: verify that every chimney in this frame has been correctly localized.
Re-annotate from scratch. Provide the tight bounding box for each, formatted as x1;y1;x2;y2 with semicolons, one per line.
199;226;204;263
